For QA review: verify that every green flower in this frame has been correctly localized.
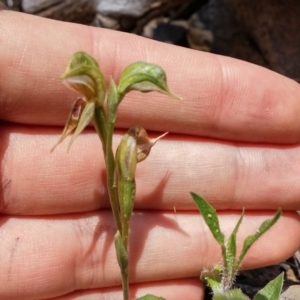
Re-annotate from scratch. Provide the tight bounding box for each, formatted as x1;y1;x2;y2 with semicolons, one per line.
52;52;106;151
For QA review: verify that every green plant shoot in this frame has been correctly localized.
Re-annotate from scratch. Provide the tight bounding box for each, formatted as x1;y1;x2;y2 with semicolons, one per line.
191;192;282;300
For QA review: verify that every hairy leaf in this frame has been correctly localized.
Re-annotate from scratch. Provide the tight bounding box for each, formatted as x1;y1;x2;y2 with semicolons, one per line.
191;192;225;245
135;295;166;300
237;209;282;267
253;272;283;300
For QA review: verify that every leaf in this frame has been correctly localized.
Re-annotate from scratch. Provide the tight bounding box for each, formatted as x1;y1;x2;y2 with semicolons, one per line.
114;231;128;271
191;192;225;245
253;272;284;300
214;289;250;300
226;209;245;278
118;178;136;226
135;294;166;300
117;62;181;101
201;265;222;294
236;209;282;267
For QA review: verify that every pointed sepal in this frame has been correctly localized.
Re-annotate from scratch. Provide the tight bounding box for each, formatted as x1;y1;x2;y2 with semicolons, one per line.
134;127;168;162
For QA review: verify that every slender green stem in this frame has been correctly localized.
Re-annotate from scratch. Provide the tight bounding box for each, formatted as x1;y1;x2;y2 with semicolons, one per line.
119;179;135;300
120;222;130;300
115;230;130;300
94;106;122;232
120;218;131;300
105;81;130;299
121;267;129;300
94;107;107;153
117;177;135;300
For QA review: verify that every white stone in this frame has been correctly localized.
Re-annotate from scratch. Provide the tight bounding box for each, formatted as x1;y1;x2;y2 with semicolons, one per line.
22;0;62;13
93;0;160;17
280;285;300;300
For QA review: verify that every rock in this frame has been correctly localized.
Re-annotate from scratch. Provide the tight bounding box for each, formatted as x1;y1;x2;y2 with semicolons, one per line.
143;18;189;44
2;0;21;10
280;285;300;300
23;0;95;24
94;0;159;17
40;1;95;24
0;0;7;9
196;0;300;80
92;13;120;29
22;0;62;13
187;13;213;52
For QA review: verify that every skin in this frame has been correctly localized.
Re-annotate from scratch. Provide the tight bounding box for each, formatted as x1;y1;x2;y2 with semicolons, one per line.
0;10;300;300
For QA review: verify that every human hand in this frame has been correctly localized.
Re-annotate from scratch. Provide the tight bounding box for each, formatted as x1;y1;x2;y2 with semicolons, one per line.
0;10;299;300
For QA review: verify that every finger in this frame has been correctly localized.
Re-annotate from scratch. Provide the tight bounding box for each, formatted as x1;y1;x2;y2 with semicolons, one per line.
1;12;300;143
0;211;298;299
1;124;300;215
51;279;204;300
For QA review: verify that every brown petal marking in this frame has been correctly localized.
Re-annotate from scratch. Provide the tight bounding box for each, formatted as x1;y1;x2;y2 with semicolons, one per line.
51;98;86;152
67;101;95;151
62;75;96;99
127;126;168;163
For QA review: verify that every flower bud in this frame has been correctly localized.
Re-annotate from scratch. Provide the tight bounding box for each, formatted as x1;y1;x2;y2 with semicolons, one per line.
116;129;138;181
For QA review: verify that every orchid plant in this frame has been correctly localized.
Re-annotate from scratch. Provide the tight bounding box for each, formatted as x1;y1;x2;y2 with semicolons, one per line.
52;51;180;300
